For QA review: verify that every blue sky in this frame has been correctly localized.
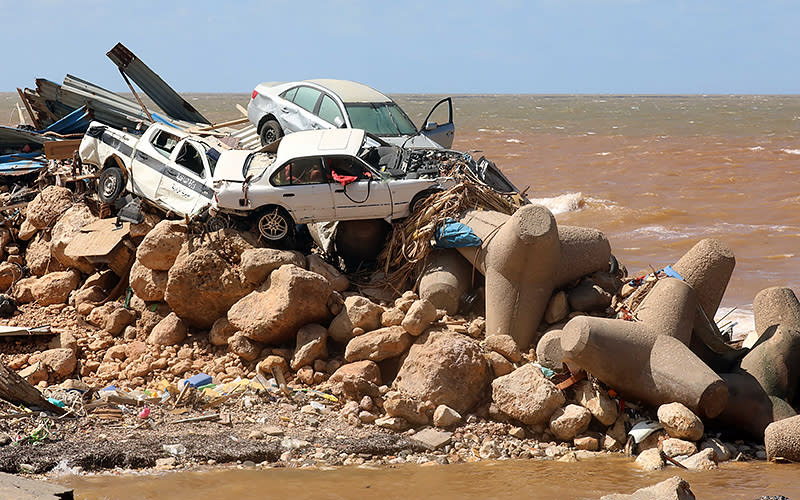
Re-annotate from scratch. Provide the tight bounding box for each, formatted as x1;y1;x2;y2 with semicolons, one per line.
1;0;797;94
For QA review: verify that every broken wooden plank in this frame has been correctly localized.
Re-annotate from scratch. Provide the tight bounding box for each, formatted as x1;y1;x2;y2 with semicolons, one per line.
0;362;65;415
172;413;219;424
43;139;82;160
0;325;52;337
16;87;40;129
190;117;250;132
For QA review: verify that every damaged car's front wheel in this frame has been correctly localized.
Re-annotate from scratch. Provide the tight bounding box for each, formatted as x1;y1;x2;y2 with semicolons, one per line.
97;166;125;203
256;206;294;243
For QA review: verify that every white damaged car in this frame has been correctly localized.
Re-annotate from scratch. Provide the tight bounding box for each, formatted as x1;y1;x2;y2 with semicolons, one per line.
211;128;457;242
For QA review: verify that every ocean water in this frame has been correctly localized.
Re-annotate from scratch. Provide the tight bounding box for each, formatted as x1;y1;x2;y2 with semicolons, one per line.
4;93;799;338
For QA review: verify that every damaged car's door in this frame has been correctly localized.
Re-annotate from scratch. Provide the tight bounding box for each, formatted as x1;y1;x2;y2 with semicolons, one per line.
325;156;392;220
279;86;328;133
153;139;214;216
419;97;455;149
267;156;336;223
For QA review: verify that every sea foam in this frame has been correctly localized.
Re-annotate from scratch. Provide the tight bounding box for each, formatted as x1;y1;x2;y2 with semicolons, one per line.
528;192;585;215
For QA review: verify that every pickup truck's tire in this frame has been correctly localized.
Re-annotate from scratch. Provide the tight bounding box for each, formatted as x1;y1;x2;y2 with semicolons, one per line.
97;167;125;203
256;207;294;243
259;119;284;146
409;189;440;214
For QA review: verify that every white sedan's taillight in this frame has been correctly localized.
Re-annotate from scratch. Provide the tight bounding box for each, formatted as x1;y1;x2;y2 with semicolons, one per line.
251;90;258;100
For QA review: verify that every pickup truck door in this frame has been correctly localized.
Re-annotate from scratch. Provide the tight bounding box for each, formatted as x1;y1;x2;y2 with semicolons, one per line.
420;97;455;149
326;157;393;221
153;139;214;217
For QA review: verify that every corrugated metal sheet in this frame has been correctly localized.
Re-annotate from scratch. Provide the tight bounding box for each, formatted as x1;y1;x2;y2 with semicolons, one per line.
0;126;53;150
230;124;260;150
107;43;210;125
43;106;92;135
0;153;47;176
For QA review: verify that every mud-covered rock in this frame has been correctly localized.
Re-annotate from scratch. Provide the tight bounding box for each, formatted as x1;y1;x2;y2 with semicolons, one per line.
129;260;168;302
39;348;77;378
86;302;136;335
228;332;261;361
491;363;566;425
227;264;331;344
549;404;592;441
25;186;73;229
240;247;305;285
26;232;66;277
328;295;384;343
291;323;328;370
394;331;490;414
147;312;187;346
344;325;412;362
209;316;237;346
658;402;704;441
31;270;81;306
165;230;255;328
136;220;188;271
329;360;382;386
50;204;98;274
401;299;437;336
0;262;22;292
306;254;349;292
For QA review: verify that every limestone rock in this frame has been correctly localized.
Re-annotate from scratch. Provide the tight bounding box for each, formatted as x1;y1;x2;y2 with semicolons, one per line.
485;351;514;377
39;348;76;378
485;334;523;363
679;448;718;470
25;186;73;229
165;230;255;328
699;438;733;462
573;434;600;451
410;428;452;450
383;392;429;426
26;232;65;277
381;307;406;327
137;220;188;271
394;331;490;414
765;414;800;462
13;276;37;304
307;254;349;292
209;317;237;346
549;404;592;441
257;355;289;376
491;363;566;425
329;360;382;386
240;247;305;285
48;331;78;354
433;404;462;428
600;476;695;500
344;325;411;362
19;362;47;385
401;299;437;336
634;448;665;471
228;264;332;343
72;285;106;313
661;438;698;458
375;416;409;432
50;203;97;273
573;379;619;426
328;295;384;343
147;312;187;345
291;323;328;370
31;270;80;306
0;262;21;292
86;302;136;335
129;260;168;302
658;402;704;441
228;332;261;361
18;218;36;241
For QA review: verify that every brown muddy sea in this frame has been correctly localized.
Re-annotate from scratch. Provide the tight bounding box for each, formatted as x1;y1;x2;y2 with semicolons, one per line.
2;93;800;498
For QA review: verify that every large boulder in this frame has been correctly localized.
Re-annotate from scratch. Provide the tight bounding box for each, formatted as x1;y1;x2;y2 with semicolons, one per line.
401;299;437;336
549;404;592;441
600;476;695;500
227;264;332;344
25;232;67;277
50;203;98;274
31;270;81;306
491;363;566;425
164;230;256;328
658;402;704;441
573;379;619;426
328;295;384;343
129;260;168;302
306;254;349;292
137;220;188;271
25;186;73;229
240;247;305;285
393;331;490;414
344;326;412;362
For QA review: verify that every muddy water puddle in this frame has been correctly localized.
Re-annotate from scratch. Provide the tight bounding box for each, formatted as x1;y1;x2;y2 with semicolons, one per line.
61;457;800;499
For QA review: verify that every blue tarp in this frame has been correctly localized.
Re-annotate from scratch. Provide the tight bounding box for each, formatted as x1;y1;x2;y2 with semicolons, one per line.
433;218;482;248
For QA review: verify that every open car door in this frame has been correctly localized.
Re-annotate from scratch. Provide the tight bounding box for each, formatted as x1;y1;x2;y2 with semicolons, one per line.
420;97;454;148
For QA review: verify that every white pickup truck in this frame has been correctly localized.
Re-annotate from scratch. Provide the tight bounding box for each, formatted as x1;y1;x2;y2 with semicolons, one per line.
79;121;219;218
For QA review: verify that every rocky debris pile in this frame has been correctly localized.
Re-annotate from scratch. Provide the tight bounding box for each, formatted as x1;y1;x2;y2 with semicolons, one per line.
0;186;798;476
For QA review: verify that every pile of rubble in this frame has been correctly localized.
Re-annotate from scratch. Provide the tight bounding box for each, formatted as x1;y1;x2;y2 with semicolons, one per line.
0;174;796;475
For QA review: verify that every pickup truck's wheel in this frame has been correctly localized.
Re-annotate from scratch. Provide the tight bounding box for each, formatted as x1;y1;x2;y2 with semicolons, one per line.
409;189;440;214
257;207;294;242
97;167;124;203
259;119;284;146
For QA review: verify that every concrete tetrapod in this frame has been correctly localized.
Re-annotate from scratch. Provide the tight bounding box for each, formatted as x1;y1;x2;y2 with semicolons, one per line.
633;278;697;346
418;249;474;315
455;205;610;349
745;286;800;348
739;325;800;405
560;316;728;418
714;372;797;439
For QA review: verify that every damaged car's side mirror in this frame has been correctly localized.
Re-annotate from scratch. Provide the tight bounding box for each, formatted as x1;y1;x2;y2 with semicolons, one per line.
424;121;438;131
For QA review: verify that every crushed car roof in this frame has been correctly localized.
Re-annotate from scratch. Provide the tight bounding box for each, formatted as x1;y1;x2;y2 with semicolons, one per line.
276;128;365;165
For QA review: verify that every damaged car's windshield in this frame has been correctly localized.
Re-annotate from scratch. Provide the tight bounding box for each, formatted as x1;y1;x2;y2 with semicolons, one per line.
242;152;277;180
345;103;417;137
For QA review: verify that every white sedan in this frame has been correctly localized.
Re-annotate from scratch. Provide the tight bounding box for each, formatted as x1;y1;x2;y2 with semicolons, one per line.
211;128;456;242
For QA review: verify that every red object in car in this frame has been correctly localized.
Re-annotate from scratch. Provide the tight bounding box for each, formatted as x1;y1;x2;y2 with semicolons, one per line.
251;90;259;100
